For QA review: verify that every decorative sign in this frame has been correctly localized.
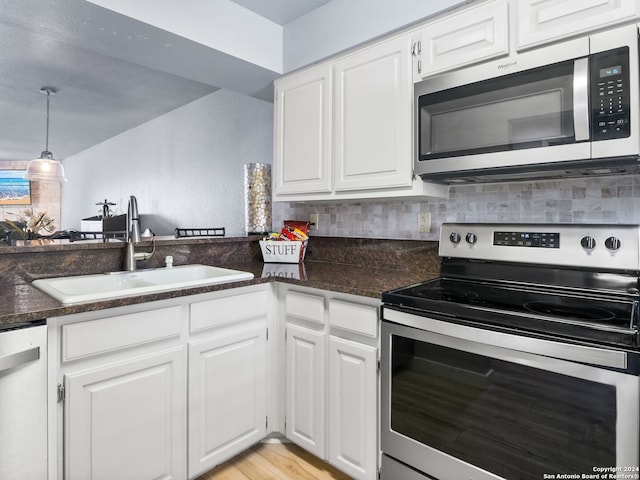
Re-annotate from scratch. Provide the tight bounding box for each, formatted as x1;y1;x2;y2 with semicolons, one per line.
0;170;31;205
259;240;307;263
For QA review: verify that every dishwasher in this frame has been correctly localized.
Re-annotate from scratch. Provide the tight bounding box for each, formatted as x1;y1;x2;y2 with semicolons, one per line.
0;320;47;480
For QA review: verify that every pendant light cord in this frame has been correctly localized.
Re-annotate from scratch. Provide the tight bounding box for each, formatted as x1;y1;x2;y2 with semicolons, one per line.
39;86;56;159
44;89;50;153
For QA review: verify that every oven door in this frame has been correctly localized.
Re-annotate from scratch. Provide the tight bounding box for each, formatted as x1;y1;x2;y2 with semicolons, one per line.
381;309;640;480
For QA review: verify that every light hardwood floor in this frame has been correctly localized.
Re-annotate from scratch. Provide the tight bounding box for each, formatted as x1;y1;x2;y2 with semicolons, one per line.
195;443;352;480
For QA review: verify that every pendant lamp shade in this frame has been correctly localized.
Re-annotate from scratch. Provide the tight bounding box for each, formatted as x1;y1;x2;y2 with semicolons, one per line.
25;87;67;183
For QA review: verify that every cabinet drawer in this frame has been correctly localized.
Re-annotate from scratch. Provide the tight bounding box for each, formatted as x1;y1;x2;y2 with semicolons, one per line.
329;299;378;338
285;290;325;325
62;306;182;362
190;290;268;333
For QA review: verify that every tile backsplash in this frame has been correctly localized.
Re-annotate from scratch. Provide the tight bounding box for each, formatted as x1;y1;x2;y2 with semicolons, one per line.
273;175;640;241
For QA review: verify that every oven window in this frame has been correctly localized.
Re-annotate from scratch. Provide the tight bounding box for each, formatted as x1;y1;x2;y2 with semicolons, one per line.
390;336;616;480
418;60;576;160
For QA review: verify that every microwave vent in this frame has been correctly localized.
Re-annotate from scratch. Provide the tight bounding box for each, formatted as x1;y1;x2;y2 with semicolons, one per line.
423;157;640;184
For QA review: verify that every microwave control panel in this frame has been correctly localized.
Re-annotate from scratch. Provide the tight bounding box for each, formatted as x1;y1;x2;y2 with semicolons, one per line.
590;47;630;141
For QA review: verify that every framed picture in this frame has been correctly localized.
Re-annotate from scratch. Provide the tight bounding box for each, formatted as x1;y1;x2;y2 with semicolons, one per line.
0;170;31;205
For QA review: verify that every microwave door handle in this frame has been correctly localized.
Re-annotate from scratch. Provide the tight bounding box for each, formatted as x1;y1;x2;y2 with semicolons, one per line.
573;57;590;141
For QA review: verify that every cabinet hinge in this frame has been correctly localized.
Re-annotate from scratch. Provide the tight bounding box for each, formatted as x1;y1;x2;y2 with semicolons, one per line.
57;383;65;403
411;40;422;57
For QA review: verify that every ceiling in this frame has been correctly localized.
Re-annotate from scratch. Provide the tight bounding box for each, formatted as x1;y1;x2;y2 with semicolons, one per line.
231;0;332;25
0;0;332;162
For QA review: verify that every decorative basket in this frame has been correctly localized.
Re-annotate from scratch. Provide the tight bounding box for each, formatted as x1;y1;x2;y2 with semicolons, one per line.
259;240;307;263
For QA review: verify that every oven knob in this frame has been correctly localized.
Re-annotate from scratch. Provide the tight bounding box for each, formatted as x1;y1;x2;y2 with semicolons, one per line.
580;235;596;251
449;232;461;244
465;233;477;245
605;236;621;251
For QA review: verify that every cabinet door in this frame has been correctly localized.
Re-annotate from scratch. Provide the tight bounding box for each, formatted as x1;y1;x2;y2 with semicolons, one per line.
274;64;333;196
64;347;186;480
415;0;509;78
188;321;267;477
517;0;640;50
328;336;377;480
285;323;326;458
333;34;413;191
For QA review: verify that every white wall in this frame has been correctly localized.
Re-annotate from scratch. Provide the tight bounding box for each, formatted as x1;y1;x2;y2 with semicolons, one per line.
61;90;273;236
283;0;467;72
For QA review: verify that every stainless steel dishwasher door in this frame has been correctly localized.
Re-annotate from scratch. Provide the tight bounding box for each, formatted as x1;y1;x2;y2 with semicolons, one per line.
0;323;47;480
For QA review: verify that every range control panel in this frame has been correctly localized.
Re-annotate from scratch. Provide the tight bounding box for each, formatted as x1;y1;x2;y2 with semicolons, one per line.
493;231;560;248
440;223;639;271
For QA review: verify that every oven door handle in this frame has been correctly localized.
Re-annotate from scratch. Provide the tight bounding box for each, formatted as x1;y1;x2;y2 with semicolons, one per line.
573;57;590;141
383;309;631;370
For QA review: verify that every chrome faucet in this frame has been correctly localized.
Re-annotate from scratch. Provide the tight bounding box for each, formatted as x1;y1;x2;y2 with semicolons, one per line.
124;195;154;271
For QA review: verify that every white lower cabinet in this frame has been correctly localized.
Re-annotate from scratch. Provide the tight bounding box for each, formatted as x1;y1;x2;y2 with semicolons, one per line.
50;285;272;480
48;283;378;480
281;286;380;480
328;336;377;480
188;318;267;477
285;323;326;458
55;304;187;480
65;347;186;480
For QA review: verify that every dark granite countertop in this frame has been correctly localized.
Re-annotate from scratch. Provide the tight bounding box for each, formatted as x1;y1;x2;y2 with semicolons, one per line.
0;235;440;328
0;260;438;328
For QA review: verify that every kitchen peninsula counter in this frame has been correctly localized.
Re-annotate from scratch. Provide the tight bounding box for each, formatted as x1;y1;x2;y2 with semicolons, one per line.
0;236;440;327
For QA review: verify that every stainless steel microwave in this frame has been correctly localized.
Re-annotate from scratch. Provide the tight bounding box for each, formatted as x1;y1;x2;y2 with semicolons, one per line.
415;24;640;183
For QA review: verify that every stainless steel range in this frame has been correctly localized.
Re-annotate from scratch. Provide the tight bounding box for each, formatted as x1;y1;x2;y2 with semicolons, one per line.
381;223;640;480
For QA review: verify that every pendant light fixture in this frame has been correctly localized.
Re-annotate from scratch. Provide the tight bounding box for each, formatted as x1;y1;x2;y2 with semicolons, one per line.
24;86;67;182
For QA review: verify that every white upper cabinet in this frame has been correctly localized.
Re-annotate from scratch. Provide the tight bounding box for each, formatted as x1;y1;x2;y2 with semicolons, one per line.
517;0;640;50
333;35;413;191
274;34;449;202
413;0;510;79
274;64;333;196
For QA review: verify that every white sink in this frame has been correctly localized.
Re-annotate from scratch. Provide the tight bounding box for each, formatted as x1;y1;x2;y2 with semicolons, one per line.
32;264;254;305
